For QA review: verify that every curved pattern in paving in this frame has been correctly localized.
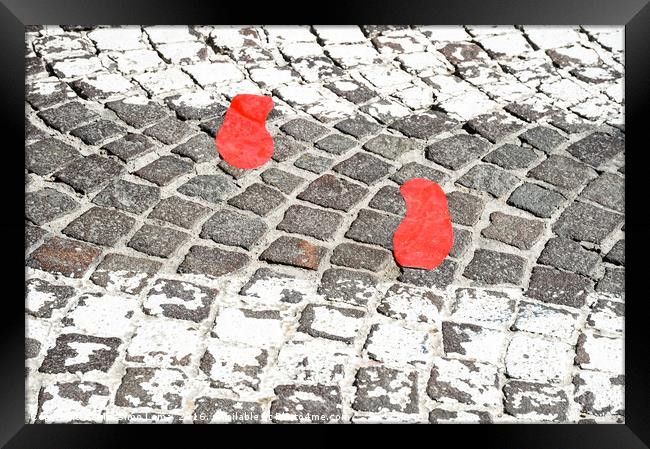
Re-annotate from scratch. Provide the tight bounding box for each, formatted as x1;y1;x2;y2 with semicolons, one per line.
25;25;624;424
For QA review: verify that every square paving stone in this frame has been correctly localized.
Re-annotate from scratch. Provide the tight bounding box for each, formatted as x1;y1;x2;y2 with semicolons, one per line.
277;204;343;241
318;268;378;306
363;133;419;160
330;242;391;271
172;134;217;163
26;79;76;109
271;385;343;423
148;196;210;229
575;331;623;374
142;279;218;323
91;253;162;294
315;134;357;155
390;161;448;185
297;174;369;212
63;206;136;246
55;155;125;194
70;120;126;146
334;116;382;138
573;370;624;417
293;152;334;174
580;172;624;213
239;268;305;304
503;380;569;422
26;138;81;175
481;212;545;250
39;333;121;374
353;366;418;414
377;283;444;324
465;111;525;142
25;188;79;225
271;135;307;161
128;224;190;258
27;237;102;278
298;303;365;344
525;266;593;308
143;117;194;145
200;209;267;250
193;397;262;423
605;239;625;266
115;367;187;411
218;160;248;179
279;118;329;142
505;333;573;383
227;183;285;216
427;357;501;408
102;133;156;162
398;259;458;289
325;78;376;103
199;339;268;391
513;300;581;340
553;201;623;244
333;152;393;185
368;185;406;215
26;224;48;249
199;116;225;137
441;321;507;365
507;182;566;218
177;245;249;277
165;93;227;121
25;121;50;142
447;191;485;226
25;278;76;318
596;267;624;296
527;155;596;190
364;322;432;366
537;237;600;276
518;126;566;153
345;209;401;249
426;134;491;170
35;381;111;423
482;144;538;169
134;156;194;186
456;164;520;197
259;236;327;270
92;180;160;214
463;249;526;285
177;174;237;204
566;132;624;168
449;227;472;258
260;168;305;194
37;101;99;133
106;97;170;129
389;112;458;139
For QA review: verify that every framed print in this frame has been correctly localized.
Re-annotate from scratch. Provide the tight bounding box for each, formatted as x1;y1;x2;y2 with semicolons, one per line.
2;0;649;446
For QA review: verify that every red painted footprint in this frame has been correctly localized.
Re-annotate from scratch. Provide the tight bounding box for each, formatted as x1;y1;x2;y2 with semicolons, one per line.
215;94;274;169
393;178;454;270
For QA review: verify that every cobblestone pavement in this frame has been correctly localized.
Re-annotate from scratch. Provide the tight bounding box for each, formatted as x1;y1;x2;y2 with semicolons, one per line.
25;25;625;424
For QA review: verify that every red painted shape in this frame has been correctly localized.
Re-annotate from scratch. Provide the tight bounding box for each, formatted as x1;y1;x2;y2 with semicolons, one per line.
215;94;274;169
393;178;454;270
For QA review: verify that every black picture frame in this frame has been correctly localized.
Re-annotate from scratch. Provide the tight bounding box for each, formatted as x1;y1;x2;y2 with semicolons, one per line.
3;0;648;447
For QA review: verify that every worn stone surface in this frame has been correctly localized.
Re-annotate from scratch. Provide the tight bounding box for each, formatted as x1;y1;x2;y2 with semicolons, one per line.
25;25;625;424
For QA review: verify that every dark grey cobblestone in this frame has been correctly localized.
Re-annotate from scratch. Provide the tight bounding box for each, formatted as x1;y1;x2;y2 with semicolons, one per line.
260;168;305;194
605;239;625;266
63;206;135;246
579;172;624;213
93;180;160;214
526;266;593;308
172;133;217;163
135;155;193;186
280;118;329;142
277;204;343;241
37;101;98;133
148;196;210;229
507;182;566;218
26;138;81;175
596;267;624;296
538;237;600;276
466;111;525;142
447;191;485;226
70;120;126;145
519;126;566;153
27;236;102;278
390;112;458;139
293;153;334;174
481;212;545;250
177;174;236;203
390;161;447;185
334;116;382;138
363;133;418;160
368;185;406;215
528;155;596;190
399;259;458;289
330;242;391;272
333;152;393;185
318;268;378;306
566;132;624;168
201;209;267;250
91;253;162;294
228;183;285;216
102;134;156;162
178;245;249;277
297;174;369;212
25;188;79;225
55;155;125;194
259;235;327;270
553;201;623;244
426;134;490;170
464;249;526;285
128;224;190;258
482;144;538;170
345;209;401;249
315;133;356;155
456;164;520;197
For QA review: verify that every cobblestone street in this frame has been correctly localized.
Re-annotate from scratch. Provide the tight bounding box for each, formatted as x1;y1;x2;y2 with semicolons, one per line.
25;25;624;424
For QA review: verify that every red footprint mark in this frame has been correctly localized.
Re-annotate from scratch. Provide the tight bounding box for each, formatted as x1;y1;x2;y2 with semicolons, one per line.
393;178;454;270
215;94;274;169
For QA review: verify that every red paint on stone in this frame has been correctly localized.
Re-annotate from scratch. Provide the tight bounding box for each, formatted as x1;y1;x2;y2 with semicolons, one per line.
215;94;274;169
393;178;454;270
